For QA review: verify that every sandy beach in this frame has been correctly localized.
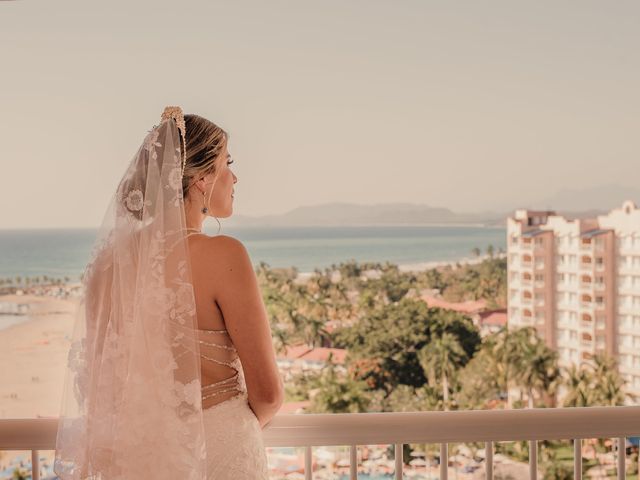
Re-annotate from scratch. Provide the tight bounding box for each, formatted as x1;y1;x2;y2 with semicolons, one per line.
0;294;77;419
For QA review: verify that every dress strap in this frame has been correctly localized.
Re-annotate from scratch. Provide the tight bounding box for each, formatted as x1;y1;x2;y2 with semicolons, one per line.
197;338;236;350
198;328;228;334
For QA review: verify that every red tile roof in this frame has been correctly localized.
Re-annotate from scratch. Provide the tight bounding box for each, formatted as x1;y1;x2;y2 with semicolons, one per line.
279;344;313;360
299;347;347;364
420;294;487;314
478;309;507;327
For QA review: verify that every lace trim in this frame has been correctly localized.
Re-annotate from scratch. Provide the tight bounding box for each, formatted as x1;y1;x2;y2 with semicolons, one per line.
202;392;248;413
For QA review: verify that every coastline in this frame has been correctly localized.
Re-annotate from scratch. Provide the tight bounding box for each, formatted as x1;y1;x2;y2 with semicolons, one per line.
0;253;502;419
294;253;503;281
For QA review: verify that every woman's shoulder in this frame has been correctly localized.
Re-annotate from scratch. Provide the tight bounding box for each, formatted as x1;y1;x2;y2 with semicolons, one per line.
207;234;247;252
191;234;250;264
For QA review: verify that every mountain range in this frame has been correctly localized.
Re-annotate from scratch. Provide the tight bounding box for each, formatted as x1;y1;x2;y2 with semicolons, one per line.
224;184;640;228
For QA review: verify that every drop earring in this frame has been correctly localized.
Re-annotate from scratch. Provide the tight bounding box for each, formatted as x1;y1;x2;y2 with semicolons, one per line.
201;190;209;214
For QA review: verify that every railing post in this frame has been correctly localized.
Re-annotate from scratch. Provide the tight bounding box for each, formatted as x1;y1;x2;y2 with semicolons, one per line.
394;443;403;480
31;449;39;480
349;444;357;480
304;445;312;480
440;442;448;480
573;438;582;480
529;440;537;480
485;441;493;480
617;437;625;480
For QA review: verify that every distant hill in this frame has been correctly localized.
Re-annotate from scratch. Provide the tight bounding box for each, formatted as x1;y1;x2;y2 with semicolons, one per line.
222;185;640;228
224;202;508;227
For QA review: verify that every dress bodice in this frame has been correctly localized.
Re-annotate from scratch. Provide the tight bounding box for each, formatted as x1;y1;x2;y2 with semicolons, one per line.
197;328;247;409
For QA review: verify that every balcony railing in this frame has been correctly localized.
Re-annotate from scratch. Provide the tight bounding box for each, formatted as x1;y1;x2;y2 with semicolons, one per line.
2;406;640;479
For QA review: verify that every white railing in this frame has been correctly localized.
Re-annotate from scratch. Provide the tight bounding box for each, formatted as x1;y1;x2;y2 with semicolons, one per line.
1;406;640;479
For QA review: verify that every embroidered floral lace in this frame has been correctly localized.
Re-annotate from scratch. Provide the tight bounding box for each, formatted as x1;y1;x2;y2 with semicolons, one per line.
54;117;209;479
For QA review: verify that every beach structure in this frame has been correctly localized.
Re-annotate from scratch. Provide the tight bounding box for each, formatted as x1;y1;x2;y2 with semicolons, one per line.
507;200;640;400
276;344;348;384
420;294;507;337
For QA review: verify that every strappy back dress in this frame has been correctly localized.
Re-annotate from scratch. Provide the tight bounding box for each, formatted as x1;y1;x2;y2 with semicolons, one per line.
197;328;269;479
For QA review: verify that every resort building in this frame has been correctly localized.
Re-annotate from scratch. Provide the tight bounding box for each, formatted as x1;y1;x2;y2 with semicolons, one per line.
507;200;640;400
420;293;507;337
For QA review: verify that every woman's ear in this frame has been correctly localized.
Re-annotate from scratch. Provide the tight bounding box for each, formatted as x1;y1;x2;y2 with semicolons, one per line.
193;177;207;194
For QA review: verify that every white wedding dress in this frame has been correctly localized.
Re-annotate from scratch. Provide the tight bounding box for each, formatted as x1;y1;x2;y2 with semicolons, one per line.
54;111;272;480
197;327;270;479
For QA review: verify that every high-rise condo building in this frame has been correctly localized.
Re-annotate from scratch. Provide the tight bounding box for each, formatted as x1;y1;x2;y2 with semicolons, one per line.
507;200;640;400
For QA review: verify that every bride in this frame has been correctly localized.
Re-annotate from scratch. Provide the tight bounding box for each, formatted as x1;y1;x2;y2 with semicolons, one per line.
54;106;284;479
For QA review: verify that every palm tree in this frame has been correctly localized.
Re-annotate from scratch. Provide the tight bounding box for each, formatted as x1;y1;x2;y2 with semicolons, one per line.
591;353;636;406
516;339;560;408
271;324;291;354
489;327;525;408
486;244;495;259
563;354;635;407
301;316;329;348
562;364;593;407
311;363;371;413
418;332;467;410
485;326;553;408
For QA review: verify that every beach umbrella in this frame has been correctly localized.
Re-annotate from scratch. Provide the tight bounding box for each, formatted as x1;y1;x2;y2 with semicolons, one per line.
456;444;472;457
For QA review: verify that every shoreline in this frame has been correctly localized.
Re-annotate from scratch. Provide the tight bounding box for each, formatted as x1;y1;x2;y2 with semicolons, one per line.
294;252;504;280
0;253;503;420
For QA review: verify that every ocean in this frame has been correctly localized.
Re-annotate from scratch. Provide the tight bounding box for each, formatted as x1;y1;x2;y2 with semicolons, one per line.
0;225;506;282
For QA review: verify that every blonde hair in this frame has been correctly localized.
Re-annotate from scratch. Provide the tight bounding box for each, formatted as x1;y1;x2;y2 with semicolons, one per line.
181;114;228;200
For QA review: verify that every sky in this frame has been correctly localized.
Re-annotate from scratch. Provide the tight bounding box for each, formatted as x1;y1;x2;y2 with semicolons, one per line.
1;0;639;228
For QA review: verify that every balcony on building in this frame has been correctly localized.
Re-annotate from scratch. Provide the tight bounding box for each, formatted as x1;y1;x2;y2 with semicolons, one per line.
521;237;533;250
580;255;593;270
2;405;640;480
580;294;593;310
580;238;593;251
581;332;593;347
580;274;593;290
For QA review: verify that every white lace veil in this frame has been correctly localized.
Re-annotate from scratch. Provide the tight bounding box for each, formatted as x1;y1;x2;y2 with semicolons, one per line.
54;107;207;479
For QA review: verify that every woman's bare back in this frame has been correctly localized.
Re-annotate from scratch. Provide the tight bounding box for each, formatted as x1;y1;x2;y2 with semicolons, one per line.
188;234;246;410
187;234;283;417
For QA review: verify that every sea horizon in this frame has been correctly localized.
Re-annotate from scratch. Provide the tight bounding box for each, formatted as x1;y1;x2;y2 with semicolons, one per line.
0;225;506;281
